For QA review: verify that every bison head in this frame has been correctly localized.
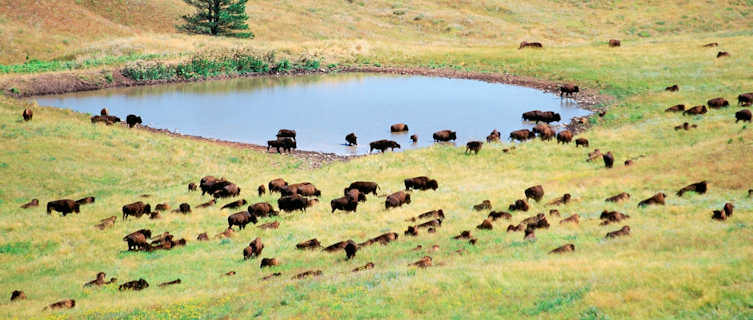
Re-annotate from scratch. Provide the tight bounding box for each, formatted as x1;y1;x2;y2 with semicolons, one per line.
428;180;439;190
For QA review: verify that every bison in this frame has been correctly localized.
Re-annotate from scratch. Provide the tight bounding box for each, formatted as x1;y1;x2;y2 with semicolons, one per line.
278;195;310;212
119;279;149;291
486;129;501;142
44;299;76;310
533;123;555;140
510;129;535;141
522;110;561;123
603;151;614;168
608;39;621;47
524;185;544;202
268;178;288;193
560;84;579;97
600;210;630;225
676;181;707;197
665;104;685;112
557;130;573;144
291;270;321;279
10;290;26;301
221;199;248;210
20;198;39;209
404;176;438;191
244;237;264;260
473;200;492;211
345;132;358;146
47;199;80;216
22;108;33;121
331;196;358;213
249;202;277;217
605;192;630;202
638;193;666;207
276;129;296;140
385;191;411;209
267;137;297;153
735;109;752;123
122;201;150;220
126;114;142;128
296;239;321;250
176;203;191;213
508;199;529;212
724;202;734;217
683;105;707;115
465;141;483;154
547;193;571;206
154;203;169;211
323;240;350;252
353;262;374;273
605;226;631;238
575;138;589;148
346;181;380;195
227;211;257;230
488;211;512;221
410;134;418;143
549;243;575;254
738;93;753;106
707;97;730;109
717;51;729;58
123;229;152;251
369;139;401;153
560;214;580;224
257;184;266;196
432;130;457;142
519;41;543;49
345;240;358;260
477;219;493;230
212;183;240;199
344;188;366;202
665;84;679;92
390;123;409;132
188;183;197;191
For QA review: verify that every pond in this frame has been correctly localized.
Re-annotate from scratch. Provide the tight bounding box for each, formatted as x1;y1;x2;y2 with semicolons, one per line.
33;73;590;155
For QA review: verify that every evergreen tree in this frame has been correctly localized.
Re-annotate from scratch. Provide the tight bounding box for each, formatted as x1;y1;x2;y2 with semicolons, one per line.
179;0;254;38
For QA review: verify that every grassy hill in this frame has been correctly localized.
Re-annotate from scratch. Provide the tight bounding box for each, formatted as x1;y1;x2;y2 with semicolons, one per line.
1;1;753;319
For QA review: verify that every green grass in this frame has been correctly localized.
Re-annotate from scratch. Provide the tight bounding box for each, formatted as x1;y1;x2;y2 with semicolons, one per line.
2;5;753;319
0;54;165;74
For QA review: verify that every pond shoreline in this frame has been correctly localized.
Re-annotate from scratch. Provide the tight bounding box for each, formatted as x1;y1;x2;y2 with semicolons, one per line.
13;66;611;168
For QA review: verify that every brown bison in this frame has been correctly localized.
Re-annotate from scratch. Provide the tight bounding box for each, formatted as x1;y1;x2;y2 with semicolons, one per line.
11;290;26;301
674;122;697;131
324;240;351;252
600;210;630;225
703;42;718;47
276;129;296;140
176;203;191;214
638;193;666;207
665;84;679;92
575;138;589;148
519;41;543;49
344;188;367;203
712;209;727;221
606;226;631;238
291;270;322;280
488;210;512;221
433;130;457;142
346;181;380;195
200;176;230;195
257;184;266;196
20;198;39;209
212;183;240;199
549;209;560;217
100;108;109;116
268;178;288;193
404;225;419;236
473;200;492;211
735;109;752;123
560;214;580;224
294;183;321;197
261;273;282;281
227;211;256;230
123;229;152;251
369;139;401;153
258;221;279;229
624;160;634;166
524;185;544;202
196;199;215;208
724;202;734;217
122;201;151;220
244;237;264;260
409;256;433;268
683;105;707;115
417;209;445;220
507;224;524;232
158;279;181;287
196;233;209;241
557;130;573;144
390;123;409;132
486;129;501;142
547;193;571;206
676;181;708;197
410;134;418;143
524;226;536;240
510;129;535;141
296;238;321;250
465;141;483;154
119;279;149;291
22;108;33;121
416;219;442;229
126;114;142;128
665;104;685;112
608;39;621;47
345;132;357;146
154;203;169;211
717;51;729;58
738;93;753;106
587;149;602;162
476;219;493;230
405;176;438;191
345;240;358;260
90;115;121;124
603;151;614;168
47;199;80;216
84;272;108;287
353;262;374;273
188;182;197;191
533;123;555;140
249;202;277;217
44;299;76;310
331;196;358;213
385;191;411;209
221;199;248;210
707;97;730;109
522;110;561;123
560;84;579;97
549;243;575;254
605;192;630;202
278;195;310;212
508;199;529;212
267;137;297;153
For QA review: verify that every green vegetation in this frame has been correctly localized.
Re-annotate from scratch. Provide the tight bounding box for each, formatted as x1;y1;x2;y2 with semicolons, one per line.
0;54;164;75
179;0;254;38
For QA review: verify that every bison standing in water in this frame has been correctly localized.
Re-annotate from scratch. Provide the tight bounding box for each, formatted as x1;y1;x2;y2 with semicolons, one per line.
267;137;297;153
522;110;561;123
433;130;457;142
533;123;555;141
369;139;401;153
22;108;33;121
47;199;80;216
390;123;409;132
345;133;358;146
560;84;579;97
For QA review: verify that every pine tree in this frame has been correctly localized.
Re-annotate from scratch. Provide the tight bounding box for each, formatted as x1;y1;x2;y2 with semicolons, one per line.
179;0;254;38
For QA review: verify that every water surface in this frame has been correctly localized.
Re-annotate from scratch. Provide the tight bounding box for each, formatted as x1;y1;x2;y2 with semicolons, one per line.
34;73;589;155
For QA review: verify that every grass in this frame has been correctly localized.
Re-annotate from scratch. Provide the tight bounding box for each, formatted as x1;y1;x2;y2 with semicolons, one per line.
1;1;753;319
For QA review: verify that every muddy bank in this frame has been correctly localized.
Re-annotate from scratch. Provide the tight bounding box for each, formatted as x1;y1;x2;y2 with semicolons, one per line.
7;66;611;167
